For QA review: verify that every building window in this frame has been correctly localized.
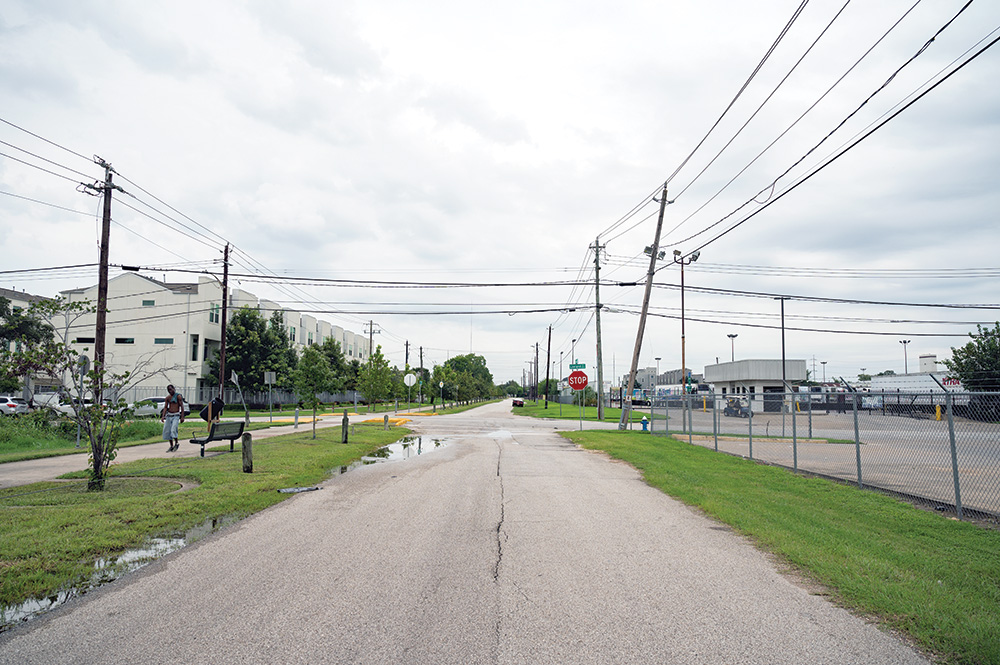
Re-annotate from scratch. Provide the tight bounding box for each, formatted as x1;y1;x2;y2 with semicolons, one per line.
115;338;135;344
307;332;313;344
191;334;199;362
209;303;220;324
154;338;174;345
142;299;155;307
290;326;296;343
75;337;95;344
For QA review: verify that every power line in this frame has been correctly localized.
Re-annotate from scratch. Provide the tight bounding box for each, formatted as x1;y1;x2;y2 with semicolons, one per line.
0;116;92;163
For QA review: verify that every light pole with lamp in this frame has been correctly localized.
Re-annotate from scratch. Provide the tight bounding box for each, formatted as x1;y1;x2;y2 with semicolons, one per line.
672;249;700;394
559;350;564;416
899;339;911;374
821;361;827;383
727;334;738;362
654;357;661;392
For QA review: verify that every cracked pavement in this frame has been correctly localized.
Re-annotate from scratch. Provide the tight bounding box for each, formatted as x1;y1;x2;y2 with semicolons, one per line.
0;402;928;664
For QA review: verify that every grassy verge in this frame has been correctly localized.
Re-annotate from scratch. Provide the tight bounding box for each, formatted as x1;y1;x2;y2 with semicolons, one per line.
564;429;1000;665
513;401;651;422
0;419;285;465
0;424;408;609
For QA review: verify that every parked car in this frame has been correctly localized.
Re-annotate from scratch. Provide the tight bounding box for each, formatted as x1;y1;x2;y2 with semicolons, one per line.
134;397;191;418
512;398;524;407
0;395;30;415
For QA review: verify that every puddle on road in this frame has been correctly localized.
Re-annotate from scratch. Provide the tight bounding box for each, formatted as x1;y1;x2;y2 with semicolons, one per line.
1;514;240;632
335;436;451;475
3;438;451;632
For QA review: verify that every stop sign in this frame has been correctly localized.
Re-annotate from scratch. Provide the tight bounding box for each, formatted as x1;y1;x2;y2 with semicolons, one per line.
568;370;589;391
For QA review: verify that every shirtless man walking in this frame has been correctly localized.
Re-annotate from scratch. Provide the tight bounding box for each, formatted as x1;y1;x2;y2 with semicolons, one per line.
160;384;186;452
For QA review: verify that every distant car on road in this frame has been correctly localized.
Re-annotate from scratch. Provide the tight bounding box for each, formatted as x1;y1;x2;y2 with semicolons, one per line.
0;395;29;415
512;398;524;407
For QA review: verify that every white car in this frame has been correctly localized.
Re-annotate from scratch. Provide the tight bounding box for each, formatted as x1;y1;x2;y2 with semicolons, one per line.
133;397;191;418
0;395;30;415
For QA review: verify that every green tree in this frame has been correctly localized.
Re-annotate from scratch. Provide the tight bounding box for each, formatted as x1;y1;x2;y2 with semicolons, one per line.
358;345;392;412
499;379;523;397
944;322;1000;391
858;373;872;382
0;296;54;393
318;337;349;392
1;298;161;490
293;345;333;439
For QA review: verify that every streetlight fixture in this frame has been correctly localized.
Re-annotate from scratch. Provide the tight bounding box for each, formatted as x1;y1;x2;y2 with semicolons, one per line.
672;249;700;393
727;334;738;362
654;357;661;384
820;360;827;383
899;339;911;374
571;338;577;364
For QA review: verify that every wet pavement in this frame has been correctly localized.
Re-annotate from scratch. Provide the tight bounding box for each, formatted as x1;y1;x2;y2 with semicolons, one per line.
0;402;928;664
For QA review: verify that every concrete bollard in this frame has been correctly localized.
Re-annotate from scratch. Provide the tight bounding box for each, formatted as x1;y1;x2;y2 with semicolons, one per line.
383;414;389;430
241;432;252;473
342;410;349;443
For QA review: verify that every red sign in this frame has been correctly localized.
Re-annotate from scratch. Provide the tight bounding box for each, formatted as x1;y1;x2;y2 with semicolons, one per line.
568;370;589;391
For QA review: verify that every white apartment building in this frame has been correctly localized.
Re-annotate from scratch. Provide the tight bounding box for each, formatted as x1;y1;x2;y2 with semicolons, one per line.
51;272;369;399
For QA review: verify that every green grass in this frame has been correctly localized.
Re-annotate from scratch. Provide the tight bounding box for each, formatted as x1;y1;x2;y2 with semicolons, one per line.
0;423;408;609
513;400;651;422
564;429;1000;665
0;417;285;465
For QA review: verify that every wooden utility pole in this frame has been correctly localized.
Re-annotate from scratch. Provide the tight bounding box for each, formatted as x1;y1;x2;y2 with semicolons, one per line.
592;237;606;420
544;325;552;409
219;243;230;400
620;183;671;430
93;159;116;379
419;346;423;404
365;320;380;359
405;340;410;367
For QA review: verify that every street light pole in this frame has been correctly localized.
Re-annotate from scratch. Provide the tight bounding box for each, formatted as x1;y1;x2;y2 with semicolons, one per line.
655;357;661;385
899;339;911;374
672;249;700;394
821;360;827;383
727;334;738;362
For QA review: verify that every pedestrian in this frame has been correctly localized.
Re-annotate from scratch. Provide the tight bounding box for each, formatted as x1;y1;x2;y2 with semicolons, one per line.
160;384;186;452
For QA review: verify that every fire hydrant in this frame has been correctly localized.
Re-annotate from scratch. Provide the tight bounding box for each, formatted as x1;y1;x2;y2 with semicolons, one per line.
641;416;648;431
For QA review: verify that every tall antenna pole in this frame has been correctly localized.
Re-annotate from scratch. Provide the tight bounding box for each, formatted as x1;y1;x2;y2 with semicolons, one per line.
620;183;671;429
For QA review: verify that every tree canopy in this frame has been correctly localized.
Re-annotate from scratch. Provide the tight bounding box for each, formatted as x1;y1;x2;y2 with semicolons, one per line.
205;307;297;390
293;345;333;438
358;345;392;409
945;322;1000;391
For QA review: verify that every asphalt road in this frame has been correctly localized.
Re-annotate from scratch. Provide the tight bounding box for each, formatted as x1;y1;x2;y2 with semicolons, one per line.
0;402;928;664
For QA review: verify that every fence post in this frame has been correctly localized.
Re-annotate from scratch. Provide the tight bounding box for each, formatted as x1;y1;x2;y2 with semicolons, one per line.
808;397;812;439
687;395;693;445
853;391;862;489
946;393;964;520
792;391;798;472
713;392;718;452
748;402;753;460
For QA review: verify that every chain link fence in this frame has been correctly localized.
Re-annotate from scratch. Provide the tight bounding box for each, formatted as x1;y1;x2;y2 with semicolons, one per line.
651;391;1000;522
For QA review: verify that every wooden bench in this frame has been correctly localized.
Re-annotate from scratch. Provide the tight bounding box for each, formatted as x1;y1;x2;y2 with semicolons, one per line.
189;421;246;457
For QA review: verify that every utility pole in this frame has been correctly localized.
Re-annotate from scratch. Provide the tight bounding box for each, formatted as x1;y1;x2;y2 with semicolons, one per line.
88;158;121;388
364;320;380;359
219;243;230;400
534;342;540;402
405;340;410;367
544;325;552;409
591;237;606;420
419;346;424;403
621;183;671;429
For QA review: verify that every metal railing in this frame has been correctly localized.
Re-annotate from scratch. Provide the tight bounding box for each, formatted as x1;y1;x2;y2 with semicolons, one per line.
650;391;1000;521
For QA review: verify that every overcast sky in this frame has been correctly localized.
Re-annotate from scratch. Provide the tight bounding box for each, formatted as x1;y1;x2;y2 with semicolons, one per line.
2;0;999;386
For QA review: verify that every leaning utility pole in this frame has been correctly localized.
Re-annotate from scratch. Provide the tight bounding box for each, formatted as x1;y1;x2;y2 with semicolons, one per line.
591;237;606;420
544;325;552;409
219;243;230;400
620;183;671;430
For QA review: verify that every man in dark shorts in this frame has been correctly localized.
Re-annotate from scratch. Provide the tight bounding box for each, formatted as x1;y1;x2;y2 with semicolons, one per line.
160;385;186;452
